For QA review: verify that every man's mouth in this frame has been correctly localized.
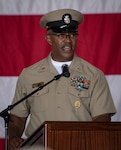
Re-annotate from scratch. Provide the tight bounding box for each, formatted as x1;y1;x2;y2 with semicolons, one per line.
62;45;72;52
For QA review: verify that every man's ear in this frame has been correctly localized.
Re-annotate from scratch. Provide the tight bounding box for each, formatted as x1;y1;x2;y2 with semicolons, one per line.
45;35;52;45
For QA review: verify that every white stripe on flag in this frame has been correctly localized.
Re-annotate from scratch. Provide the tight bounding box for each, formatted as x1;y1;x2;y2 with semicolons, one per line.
0;0;121;14
106;75;121;121
0;77;18;138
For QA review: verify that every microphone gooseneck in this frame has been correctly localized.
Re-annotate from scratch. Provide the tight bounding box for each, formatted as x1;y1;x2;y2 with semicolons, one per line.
61;64;70;77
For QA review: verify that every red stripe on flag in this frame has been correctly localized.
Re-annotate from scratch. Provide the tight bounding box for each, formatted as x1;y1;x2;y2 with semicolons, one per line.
0;15;51;76
77;14;121;75
0;14;121;76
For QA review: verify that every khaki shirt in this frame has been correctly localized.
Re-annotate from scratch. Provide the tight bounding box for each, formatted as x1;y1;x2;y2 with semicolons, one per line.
11;54;116;137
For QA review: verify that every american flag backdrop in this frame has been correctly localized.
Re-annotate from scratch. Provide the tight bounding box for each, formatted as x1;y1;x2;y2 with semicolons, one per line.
0;0;121;140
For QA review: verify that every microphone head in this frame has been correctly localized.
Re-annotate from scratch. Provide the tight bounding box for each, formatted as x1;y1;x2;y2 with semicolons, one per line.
61;64;70;77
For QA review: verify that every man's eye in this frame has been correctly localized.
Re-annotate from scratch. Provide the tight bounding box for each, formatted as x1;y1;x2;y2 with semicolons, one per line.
57;34;65;38
70;34;74;37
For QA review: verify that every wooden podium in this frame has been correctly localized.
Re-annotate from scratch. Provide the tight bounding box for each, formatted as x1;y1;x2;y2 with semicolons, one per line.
20;121;121;150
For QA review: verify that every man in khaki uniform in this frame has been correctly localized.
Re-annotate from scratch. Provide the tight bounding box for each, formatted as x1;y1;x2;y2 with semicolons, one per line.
8;9;116;149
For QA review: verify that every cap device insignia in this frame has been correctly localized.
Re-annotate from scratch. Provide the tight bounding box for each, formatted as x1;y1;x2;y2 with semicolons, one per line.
63;14;72;24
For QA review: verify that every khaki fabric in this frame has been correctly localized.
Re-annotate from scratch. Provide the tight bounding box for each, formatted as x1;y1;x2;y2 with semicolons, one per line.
10;54;116;137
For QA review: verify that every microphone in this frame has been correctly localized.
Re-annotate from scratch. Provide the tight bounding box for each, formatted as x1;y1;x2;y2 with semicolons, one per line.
61;64;70;77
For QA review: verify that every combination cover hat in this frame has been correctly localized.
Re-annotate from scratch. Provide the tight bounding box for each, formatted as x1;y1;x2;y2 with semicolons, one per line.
40;9;84;32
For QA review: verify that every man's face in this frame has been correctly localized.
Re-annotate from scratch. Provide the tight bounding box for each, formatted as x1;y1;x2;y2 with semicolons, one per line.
46;30;78;62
